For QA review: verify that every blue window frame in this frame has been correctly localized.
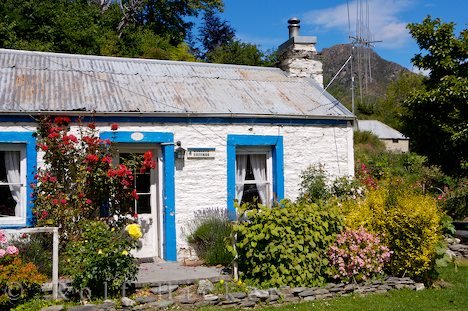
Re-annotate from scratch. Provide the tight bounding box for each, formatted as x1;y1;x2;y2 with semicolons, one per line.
0;132;36;228
227;134;284;218
100;131;176;261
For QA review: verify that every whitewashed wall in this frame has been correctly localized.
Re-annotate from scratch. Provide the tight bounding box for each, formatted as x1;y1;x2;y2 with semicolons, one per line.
0;121;354;260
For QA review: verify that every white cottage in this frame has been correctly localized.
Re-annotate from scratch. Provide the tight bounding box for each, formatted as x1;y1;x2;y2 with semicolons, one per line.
0;20;355;261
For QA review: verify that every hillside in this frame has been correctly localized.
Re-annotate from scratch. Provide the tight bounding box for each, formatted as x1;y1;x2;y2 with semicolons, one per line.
321;44;410;112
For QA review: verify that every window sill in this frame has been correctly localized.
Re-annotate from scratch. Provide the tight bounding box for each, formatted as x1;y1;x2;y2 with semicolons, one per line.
0;217;27;228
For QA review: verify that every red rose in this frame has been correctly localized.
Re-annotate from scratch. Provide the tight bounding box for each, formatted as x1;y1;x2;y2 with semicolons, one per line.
48;132;59;139
85;199;92;204
101;156;112;164
68;134;78;143
88;123;96;129
85;154;99;162
61;198;67;204
110;123;119;131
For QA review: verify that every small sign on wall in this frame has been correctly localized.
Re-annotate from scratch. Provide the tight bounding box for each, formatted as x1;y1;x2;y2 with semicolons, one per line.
187;148;216;159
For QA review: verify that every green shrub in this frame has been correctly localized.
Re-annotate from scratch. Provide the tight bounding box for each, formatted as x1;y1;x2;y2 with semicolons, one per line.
332;176;365;200
231;200;343;287
343;183;444;280
440;178;467;220
298;164;331;203
187;208;233;266
12;234;54;276
63;221;139;297
354;131;386;160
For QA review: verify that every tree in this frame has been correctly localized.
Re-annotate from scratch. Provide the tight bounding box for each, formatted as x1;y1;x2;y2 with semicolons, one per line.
0;0;221;60
378;72;424;130
132;0;223;45
198;9;235;57
403;16;467;175
206;40;274;67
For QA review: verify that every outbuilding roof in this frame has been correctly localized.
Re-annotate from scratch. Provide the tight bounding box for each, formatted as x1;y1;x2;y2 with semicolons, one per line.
0;48;353;120
358;120;408;140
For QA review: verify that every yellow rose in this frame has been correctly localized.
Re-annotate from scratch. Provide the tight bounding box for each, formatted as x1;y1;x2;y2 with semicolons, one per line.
122;250;129;256
125;223;143;239
219;279;224;285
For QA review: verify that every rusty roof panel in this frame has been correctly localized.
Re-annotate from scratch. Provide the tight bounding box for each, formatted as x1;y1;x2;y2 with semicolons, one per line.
0;49;353;119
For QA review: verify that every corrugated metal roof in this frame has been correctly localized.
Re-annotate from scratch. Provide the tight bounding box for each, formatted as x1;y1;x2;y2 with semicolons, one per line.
0;48;353;119
358;120;408;139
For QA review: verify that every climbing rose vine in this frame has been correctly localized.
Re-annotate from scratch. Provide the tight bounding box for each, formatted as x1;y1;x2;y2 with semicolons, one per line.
32;116;155;245
328;227;391;282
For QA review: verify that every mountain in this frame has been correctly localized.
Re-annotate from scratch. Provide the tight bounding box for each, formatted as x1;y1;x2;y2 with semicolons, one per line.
320;44;410;111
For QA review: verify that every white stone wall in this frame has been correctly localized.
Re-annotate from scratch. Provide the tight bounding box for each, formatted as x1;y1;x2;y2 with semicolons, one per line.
0;121;354;260
279;43;324;87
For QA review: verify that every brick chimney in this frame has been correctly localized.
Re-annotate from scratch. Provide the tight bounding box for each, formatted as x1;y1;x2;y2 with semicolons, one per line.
278;18;323;87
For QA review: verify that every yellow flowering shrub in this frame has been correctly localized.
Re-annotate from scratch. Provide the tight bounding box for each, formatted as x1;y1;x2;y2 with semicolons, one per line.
125;224;143;239
342;184;443;278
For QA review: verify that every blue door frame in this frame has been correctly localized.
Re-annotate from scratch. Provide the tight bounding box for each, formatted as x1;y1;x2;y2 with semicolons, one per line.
100;131;176;261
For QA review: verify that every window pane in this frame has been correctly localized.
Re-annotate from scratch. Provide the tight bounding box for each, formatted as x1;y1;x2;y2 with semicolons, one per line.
0;151;21;183
136;173;151;193
0;185;17;216
241;183;261;205
244;155;267;181
137;194;151;214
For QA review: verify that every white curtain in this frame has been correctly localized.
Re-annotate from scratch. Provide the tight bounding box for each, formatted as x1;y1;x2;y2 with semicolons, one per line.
250;154;267;205
5;151;21;217
235;155;248;202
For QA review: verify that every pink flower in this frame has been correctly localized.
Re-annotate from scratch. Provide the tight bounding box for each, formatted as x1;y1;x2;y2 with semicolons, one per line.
6;245;18;256
0;231;7;244
85;199;92;204
0;249;5;258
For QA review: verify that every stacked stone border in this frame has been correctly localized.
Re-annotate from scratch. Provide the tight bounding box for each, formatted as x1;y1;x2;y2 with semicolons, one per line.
41;277;425;311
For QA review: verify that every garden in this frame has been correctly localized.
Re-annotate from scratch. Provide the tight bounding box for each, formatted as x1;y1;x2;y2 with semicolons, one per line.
1;117;467;310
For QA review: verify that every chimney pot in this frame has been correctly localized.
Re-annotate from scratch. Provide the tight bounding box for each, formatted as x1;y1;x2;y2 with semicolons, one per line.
288;17;300;38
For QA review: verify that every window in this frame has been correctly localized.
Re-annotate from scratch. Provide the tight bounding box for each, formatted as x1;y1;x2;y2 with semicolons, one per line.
392;139;399;143
227;134;284;218
118;152;156;215
0;145;26;224
236;148;273;206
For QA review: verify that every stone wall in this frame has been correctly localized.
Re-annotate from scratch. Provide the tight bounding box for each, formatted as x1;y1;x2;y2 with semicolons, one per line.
278;44;323;86
61;276;424;310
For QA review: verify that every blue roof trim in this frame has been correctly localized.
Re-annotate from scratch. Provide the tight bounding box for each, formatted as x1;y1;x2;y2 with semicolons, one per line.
100;131;176;261
0;115;348;126
226;135;284;219
0;131;36;228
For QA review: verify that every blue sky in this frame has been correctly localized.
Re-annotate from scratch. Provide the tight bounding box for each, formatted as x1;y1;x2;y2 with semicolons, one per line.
217;0;467;71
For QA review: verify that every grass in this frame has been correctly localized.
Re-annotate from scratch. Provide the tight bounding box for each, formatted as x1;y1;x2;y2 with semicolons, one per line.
200;261;468;311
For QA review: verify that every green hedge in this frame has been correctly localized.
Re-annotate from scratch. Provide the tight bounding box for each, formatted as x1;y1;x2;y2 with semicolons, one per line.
230;200;343;287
